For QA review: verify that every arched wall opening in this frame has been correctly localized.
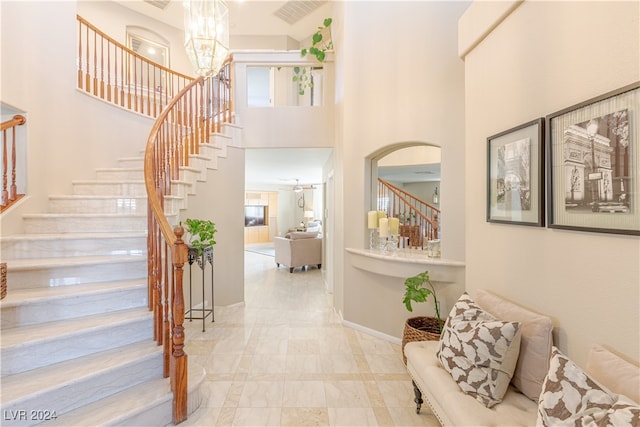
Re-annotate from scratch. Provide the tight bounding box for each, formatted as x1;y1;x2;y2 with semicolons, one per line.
365;142;442;247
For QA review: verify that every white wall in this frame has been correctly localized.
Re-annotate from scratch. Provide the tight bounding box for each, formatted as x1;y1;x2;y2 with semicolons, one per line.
337;1;469;338
232;52;335;149
182;146;245;308
462;1;639;365
1;1;157;234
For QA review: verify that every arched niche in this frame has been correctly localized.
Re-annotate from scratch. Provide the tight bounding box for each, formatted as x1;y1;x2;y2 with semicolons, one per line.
365;142;442;245
126;26;170;67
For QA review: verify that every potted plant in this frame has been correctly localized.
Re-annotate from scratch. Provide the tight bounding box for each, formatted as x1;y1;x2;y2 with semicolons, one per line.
183;218;217;255
293;18;333;95
401;270;444;364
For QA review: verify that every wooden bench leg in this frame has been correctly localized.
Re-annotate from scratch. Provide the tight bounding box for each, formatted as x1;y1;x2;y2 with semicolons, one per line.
412;380;423;414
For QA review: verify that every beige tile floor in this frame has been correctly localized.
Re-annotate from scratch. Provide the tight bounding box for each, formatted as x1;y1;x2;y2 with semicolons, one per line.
181;247;439;427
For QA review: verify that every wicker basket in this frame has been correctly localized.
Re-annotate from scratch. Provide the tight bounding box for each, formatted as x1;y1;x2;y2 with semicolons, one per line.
402;316;442;365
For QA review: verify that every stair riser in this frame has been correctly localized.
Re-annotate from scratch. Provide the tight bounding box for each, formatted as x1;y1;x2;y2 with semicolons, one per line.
48;198;147;214
72;182;146;196
1;236;147;259
210;136;229;158
118;158;144;168
0;352;163;426
106;399;172;427
23;216;148;233
223;123;243;145
1;286;148;329
198;145;220;170
179;168;201;185
172;181;194;197
95;170;143;180
47;198;180;216
188;155;211;178
1;316;153;376
7;259;147;290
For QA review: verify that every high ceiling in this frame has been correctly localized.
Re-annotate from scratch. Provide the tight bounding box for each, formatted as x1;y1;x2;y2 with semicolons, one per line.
115;0;333;41
116;0;335;188
116;0;440;188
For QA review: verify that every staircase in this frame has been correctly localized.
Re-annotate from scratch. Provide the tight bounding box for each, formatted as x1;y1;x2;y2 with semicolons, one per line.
0;127;240;426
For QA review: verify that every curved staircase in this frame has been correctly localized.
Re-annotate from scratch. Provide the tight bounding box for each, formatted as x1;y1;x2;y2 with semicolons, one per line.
0;126;240;426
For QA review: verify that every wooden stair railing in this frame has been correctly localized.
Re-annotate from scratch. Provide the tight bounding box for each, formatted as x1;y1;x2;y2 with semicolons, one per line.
77;14;234;422
77;15;195;118
377;177;440;249
144;58;233;424
1;114;27;213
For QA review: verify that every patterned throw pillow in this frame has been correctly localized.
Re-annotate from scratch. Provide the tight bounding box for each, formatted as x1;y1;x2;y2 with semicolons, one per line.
437;292;522;408
537;347;640;426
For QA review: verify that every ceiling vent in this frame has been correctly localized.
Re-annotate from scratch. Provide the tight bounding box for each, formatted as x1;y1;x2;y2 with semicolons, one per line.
144;0;171;10
273;1;327;25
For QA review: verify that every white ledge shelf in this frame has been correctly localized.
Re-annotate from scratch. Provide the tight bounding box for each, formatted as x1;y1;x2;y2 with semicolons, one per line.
346;248;465;282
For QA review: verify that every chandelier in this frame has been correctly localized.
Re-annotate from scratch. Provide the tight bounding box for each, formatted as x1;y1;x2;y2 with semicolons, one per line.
183;0;229;77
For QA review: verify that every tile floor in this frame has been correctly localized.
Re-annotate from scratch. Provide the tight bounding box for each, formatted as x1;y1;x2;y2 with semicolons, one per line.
181;247;439;427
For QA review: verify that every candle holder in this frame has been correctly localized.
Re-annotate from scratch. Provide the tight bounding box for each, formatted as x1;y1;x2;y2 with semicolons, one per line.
426;239;441;258
368;228;378;250
385;234;399;252
378;235;387;251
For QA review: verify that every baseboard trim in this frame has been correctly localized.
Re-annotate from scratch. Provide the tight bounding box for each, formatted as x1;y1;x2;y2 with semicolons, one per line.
341;319;402;346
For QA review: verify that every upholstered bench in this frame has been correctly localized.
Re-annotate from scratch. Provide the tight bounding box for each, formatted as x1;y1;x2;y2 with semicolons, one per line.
405;289;640;426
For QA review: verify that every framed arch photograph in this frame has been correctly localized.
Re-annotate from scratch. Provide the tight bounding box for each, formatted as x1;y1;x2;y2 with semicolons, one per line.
546;82;639;235
487;118;545;227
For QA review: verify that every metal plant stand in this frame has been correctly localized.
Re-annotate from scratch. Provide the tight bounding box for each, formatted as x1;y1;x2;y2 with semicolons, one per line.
186;245;214;332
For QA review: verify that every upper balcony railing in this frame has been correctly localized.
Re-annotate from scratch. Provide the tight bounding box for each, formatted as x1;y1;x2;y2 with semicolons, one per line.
77;15;195;118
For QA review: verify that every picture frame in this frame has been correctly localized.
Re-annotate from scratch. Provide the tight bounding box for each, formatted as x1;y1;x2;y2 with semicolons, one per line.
487;118;545;226
547;82;639;235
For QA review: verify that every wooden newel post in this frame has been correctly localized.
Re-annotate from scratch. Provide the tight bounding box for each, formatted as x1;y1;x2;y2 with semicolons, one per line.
171;225;189;424
432;213;439;241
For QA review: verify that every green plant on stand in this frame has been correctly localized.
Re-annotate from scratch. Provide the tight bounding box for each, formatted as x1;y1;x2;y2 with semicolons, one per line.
184;218;217;255
294;18;333;95
403;270;443;332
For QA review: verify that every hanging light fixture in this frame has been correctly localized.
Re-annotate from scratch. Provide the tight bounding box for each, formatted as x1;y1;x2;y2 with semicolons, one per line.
183;0;230;77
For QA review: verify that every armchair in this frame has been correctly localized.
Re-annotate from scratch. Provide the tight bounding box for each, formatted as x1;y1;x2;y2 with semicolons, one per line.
274;232;322;273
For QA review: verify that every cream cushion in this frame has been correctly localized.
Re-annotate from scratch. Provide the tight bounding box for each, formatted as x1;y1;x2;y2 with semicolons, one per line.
586;343;640;404
475;289;554;401
406;340;537;426
537;347;640;426
288;231;318;240
437;292;522;408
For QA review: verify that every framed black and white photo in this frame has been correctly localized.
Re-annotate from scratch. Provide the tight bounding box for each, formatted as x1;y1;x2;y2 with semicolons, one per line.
487;118;545;226
547;82;639;235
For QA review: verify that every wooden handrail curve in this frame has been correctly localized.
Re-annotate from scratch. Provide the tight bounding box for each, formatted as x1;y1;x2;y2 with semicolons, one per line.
1;115;27;212
144;56;233;424
378;177;440;247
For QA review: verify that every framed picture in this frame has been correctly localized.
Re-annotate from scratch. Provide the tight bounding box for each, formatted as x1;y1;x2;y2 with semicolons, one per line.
487;118;545;226
547;82;639;235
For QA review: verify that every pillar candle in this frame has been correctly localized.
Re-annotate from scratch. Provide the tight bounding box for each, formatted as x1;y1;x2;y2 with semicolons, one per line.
367;211;378;229
378;218;389;237
389;217;399;235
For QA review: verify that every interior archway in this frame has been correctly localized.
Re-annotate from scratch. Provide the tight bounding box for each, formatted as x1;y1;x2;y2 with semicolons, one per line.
367;143;442;247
